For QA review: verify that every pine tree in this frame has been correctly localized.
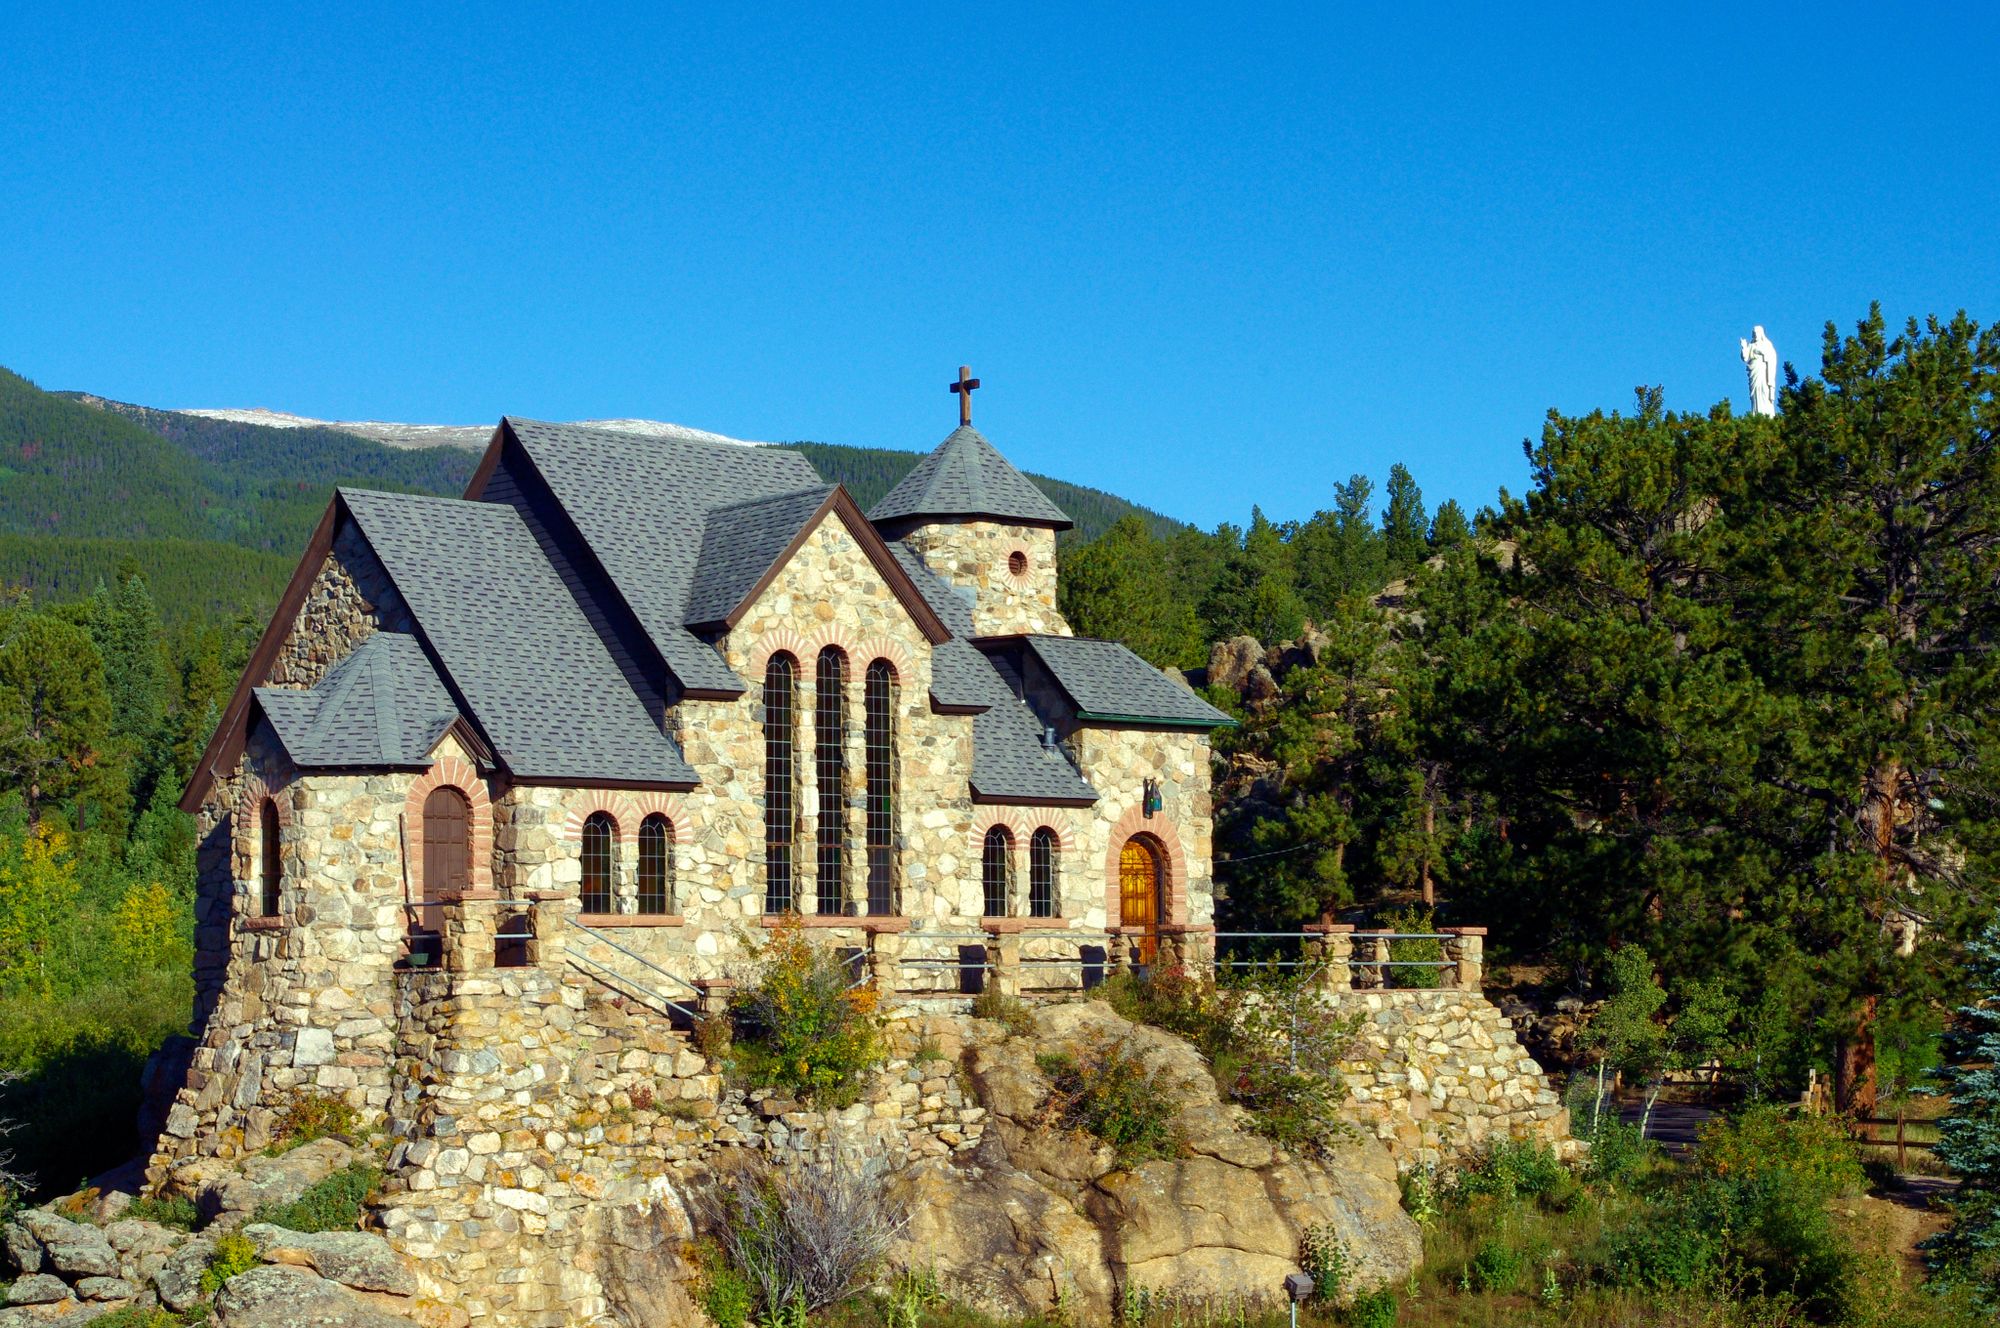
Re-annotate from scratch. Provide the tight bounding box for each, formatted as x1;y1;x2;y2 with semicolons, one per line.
1929;922;2000;1302
0;613;115;829
1381;463;1429;574
1058;516;1205;668
1428;499;1471;551
1202;507;1307;643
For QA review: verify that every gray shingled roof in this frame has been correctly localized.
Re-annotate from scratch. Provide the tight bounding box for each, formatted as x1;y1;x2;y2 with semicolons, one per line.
685;485;836;626
341;488;698;785
868;427;1072;529
884;539;1094;801
255;633;460;768
503;419;827;694
1016;635;1234;728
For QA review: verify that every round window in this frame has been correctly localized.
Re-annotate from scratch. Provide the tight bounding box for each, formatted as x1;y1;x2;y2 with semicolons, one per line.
1008;549;1029;577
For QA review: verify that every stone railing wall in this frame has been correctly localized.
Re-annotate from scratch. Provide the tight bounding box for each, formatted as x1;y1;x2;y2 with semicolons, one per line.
1329;988;1573;1172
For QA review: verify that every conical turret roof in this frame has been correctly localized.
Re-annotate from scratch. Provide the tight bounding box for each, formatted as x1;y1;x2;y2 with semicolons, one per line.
868;426;1072;530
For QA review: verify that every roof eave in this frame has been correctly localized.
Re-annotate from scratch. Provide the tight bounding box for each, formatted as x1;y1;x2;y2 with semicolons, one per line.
1072;710;1236;730
969;786;1099;808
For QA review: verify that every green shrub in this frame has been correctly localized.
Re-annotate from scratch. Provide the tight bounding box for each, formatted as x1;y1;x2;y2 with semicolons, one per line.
200;1230;259;1295
249;1161;381;1233
81;1309;185;1328
268;1090;358;1152
1692;1104;1865;1202
692;1239;753;1328
1298;1222;1348;1301
1380;906;1443;989
1469;1237;1525;1292
1397;1164;1440;1228
1346;1287;1398;1328
729;917;883;1107
970;988;1034;1037
1037;1042;1182;1167
1452;1137;1574;1208
122;1192;198;1230
1601;1199;1723;1291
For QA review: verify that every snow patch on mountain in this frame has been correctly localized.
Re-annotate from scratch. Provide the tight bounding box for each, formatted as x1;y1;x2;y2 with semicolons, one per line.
175;408;766;451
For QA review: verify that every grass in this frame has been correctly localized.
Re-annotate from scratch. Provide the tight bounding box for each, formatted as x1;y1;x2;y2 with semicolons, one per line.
247;1160;381;1233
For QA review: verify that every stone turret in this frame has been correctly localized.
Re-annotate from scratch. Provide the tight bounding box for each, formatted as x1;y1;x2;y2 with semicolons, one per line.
869;425;1072;637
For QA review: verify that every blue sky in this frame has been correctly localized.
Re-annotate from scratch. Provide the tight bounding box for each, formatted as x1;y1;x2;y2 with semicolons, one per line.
2;3;1994;529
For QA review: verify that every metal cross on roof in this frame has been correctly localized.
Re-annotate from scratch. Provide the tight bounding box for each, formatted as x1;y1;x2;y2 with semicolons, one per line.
949;365;981;426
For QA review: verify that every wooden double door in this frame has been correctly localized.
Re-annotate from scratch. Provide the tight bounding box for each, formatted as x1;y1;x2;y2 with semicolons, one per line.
1119;835;1164;964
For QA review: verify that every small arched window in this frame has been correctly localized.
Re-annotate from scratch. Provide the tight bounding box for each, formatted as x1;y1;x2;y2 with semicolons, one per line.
864;660;898;916
815;647;849;915
982;826;1013;918
259;799;282;917
764;653;798;913
638;814;673;915
581;812;617;915
1029;827;1059;918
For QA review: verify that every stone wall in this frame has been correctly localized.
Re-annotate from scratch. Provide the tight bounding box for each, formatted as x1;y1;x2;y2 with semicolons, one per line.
158;731;416;1174
267;520;411;687
1071;727;1216;932
897;520;1067;637
373;950;990;1327
1329;989;1574;1172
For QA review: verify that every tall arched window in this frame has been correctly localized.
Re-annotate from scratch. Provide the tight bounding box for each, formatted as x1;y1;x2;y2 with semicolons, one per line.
1029;827;1059;918
864;660;898;916
764;653;798;913
982;826;1013;918
638;814;673;915
581;811;617;915
815;647;848;915
259;799;282;917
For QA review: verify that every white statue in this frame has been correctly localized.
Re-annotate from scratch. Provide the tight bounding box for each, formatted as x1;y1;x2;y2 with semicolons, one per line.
1739;325;1778;417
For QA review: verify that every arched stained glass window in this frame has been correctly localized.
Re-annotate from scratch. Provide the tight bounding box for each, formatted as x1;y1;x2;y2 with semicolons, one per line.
581;811;617;915
865;660;897;916
982;826;1013;918
638;814;673;915
1029;827;1059;918
815;648;848;915
259;799;282;917
764;653;798;913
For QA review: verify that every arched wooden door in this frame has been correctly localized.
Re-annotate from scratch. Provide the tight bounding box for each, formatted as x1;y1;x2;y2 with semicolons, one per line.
417;786;470;963
1118;835;1163;964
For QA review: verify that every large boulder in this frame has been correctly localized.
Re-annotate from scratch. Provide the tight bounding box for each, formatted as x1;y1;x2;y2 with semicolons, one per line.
588;1180;702;1328
1206;636;1265;694
183;1137;358;1223
154;1236;217;1313
242;1225;419;1296
14;1212;118;1279
212;1264;420;1328
3;1275;70;1306
901;999;1422;1316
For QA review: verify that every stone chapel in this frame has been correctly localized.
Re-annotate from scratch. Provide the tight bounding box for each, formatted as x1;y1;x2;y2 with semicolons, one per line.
161;394;1230;1153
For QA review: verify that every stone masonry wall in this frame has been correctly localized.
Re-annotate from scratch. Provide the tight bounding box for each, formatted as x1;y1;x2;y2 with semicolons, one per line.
375;952;988;1327
268;520;413;687
1072;727;1216;931
898;520;1067;637
156;729;416;1174
1330;989;1574;1172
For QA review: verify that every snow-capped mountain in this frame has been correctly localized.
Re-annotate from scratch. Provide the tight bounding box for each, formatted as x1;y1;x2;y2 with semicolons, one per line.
174;407;765;451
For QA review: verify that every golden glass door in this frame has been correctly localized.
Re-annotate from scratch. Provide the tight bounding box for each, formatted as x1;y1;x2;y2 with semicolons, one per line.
1119;837;1162;963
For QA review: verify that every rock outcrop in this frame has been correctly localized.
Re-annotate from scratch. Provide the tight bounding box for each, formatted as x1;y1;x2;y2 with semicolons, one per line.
886;1001;1423;1318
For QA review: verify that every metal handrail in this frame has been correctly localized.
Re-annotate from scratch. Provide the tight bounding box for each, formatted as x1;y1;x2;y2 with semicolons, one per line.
566;917;702;1020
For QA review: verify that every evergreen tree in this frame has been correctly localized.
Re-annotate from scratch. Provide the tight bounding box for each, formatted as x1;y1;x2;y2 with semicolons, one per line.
1058;516;1206;668
1380;463;1429;574
1929;921;2000;1303
0;613;115;829
1428;499;1471;551
1726;307;2000;1111
1201;507;1307;643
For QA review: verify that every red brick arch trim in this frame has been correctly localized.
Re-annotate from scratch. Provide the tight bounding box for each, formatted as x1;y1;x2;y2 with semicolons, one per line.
631;792;692;843
853;636;915;680
969;806;1077;860
804;624;858;660
1103;804;1188;928
560;791;640;841
233;772;294;900
743;631;812;679
403;756;494;896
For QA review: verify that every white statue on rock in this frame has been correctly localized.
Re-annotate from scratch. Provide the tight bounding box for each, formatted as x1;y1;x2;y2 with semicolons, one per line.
1740;325;1778;417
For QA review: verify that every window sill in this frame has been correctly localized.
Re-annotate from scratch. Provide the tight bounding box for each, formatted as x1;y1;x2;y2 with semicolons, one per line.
761;914;911;933
239;916;287;933
578;913;684;927
982;917;1080;934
